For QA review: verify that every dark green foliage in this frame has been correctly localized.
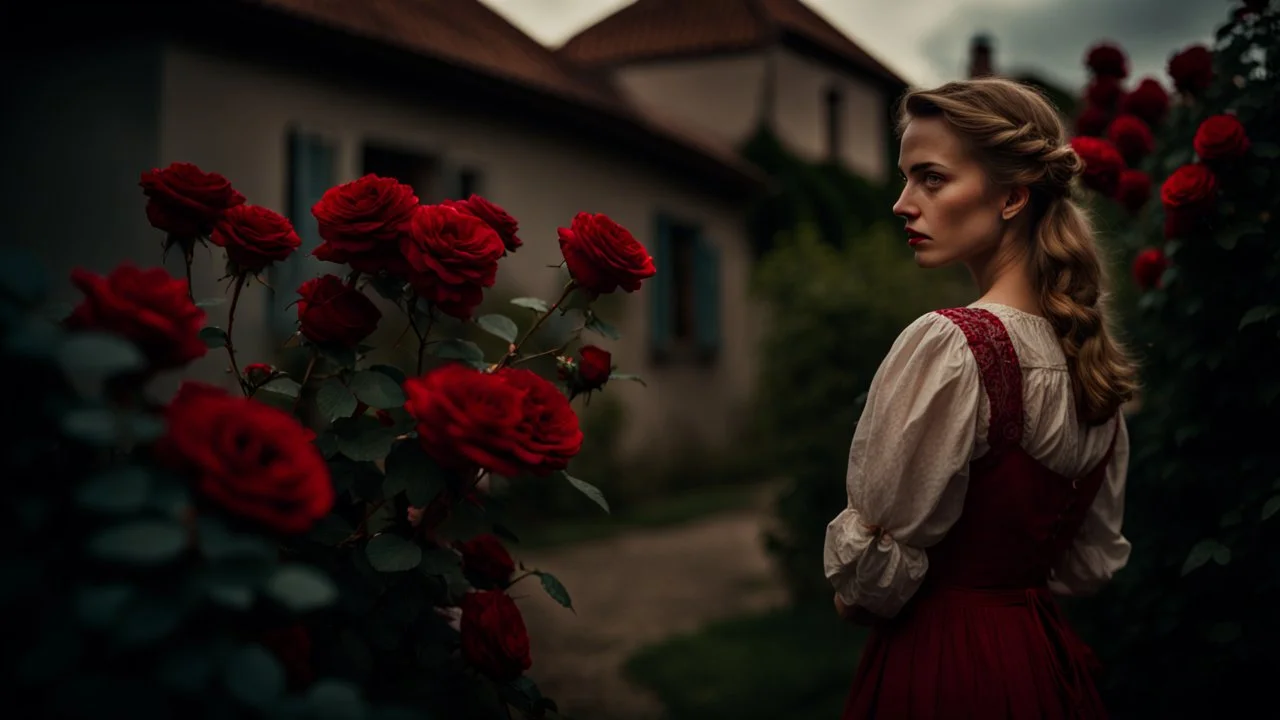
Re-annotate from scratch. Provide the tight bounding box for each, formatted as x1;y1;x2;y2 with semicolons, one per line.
1066;7;1280;717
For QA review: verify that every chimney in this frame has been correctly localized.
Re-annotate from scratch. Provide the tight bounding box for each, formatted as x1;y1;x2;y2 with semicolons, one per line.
969;33;994;78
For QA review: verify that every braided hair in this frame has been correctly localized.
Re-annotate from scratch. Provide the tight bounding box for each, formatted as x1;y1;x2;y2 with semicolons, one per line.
896;78;1137;425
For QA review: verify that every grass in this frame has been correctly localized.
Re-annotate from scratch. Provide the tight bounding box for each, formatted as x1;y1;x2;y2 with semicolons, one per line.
624;600;869;720
515;482;769;549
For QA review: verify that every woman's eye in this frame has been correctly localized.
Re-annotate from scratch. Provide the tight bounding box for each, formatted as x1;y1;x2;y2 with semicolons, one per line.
924;173;944;187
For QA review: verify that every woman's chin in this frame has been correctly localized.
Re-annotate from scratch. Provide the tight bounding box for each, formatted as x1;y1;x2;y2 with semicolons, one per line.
912;248;946;269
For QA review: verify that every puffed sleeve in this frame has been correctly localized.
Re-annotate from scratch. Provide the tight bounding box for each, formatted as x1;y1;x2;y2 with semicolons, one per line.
1048;415;1132;596
823;312;981;619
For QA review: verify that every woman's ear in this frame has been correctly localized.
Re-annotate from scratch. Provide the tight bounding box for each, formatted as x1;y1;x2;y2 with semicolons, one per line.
1002;185;1031;221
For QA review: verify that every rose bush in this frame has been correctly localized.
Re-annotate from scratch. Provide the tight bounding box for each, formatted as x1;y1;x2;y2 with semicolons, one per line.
1065;3;1280;716
3;162;654;718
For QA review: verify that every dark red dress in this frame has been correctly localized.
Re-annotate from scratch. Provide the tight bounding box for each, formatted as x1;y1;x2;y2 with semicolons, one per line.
843;308;1116;720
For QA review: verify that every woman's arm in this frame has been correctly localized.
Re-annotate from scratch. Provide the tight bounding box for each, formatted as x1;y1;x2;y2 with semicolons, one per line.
823;313;981;620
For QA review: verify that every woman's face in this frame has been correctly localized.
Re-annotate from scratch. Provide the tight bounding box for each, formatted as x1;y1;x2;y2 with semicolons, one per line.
892;116;1010;269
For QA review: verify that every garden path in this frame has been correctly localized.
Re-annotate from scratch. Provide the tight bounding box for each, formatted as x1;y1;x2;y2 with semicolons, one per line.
512;484;787;720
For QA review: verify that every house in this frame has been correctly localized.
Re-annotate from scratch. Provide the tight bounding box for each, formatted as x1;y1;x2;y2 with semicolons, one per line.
558;0;909;182
4;0;903;463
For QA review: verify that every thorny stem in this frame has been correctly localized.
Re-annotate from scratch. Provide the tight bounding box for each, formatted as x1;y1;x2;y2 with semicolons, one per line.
292;352;318;413
496;282;576;370
225;273;248;396
338;498;388;546
183;245;196;302
407;302;437;375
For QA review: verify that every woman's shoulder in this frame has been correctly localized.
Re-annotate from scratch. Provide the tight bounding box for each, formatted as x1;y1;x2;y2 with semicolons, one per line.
883;310;975;368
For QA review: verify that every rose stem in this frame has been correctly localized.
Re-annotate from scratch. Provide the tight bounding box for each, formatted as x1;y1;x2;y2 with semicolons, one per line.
225;273;248;395
495;281;576;371
291;351;318;413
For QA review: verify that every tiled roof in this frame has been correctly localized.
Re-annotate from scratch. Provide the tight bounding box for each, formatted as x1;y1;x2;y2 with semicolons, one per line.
557;0;906;88
238;0;764;187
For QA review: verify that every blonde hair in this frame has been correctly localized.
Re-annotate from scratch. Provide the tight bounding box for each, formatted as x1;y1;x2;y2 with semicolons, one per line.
897;78;1137;425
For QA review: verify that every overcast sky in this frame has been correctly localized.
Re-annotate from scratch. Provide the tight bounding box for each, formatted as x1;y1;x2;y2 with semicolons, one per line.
479;0;1231;90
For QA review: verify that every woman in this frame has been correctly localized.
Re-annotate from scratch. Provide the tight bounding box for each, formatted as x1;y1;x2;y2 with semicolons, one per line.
823;77;1137;719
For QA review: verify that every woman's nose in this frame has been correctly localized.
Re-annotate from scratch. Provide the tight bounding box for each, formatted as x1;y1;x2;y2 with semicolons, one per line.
892;187;917;220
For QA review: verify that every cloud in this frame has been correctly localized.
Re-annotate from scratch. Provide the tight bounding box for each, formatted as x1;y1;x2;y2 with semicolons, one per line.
918;0;1230;90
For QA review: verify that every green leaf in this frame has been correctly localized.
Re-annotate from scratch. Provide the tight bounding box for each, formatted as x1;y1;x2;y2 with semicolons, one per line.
366;533;423;572
195;297;226;308
196;516;278;562
316;378;358;421
1212;544;1231;566
535;570;574;611
307;514;354;545
608;372;647;387
369;363;407;386
261;376;302;399
89;520;187;566
511;297;550;313
224;645;285;708
315;430;340;459
349;370;406;409
304;680;364;719
75;466;151;514
1181;539;1223;576
335;416;399;462
419;546;465;579
264;564;338;612
563;472;610;514
1219;508;1243;528
476;313;519;344
75;584;134;630
429;338;485;362
57;332;146;378
1253;141;1280;158
61;408;166;446
1239;305;1279;330
200;326;228;348
383;442;448;506
1217;221;1264;250
585;314;621;340
1262;495;1280;521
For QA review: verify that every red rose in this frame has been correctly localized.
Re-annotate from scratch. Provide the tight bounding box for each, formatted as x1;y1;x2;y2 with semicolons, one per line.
1194;114;1251;162
1106;115;1155;166
211;205;302;273
1119;78;1169;127
558;212;657;295
1131;248;1170;290
404;364;582;478
139;162;246;239
1161;164;1219;239
1115;170;1152;215
400;204;504;320
1069;137;1126;197
243;363;275;386
1074;105;1111;137
444;195;523;254
455;534;516;587
1168;45;1214;94
64;264;207;372
577;345;612;389
156;382;334;534
459;591;532;682
1085;42;1128;79
296;275;382;348
311;174;419;274
496;367;583;476
1085;76;1124;110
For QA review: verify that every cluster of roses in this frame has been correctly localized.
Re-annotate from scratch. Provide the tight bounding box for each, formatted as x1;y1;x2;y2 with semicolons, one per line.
62;158;657;688
1066;30;1260;293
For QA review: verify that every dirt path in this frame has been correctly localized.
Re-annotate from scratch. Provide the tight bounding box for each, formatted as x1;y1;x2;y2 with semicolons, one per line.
512;486;787;720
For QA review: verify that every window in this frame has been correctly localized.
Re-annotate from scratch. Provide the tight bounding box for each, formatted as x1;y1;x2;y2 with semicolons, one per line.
825;86;843;162
458;167;482;199
650;213;721;364
273;128;336;337
362;142;439;200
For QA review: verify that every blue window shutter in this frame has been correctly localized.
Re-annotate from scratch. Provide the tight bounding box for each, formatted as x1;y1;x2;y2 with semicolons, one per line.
649;214;674;358
693;231;721;357
273;129;335;337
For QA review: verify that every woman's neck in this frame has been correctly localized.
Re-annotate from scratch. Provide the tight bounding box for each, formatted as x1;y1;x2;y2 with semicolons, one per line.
967;238;1043;317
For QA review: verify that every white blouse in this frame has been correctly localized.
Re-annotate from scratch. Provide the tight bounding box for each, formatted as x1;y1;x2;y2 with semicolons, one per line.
822;303;1131;619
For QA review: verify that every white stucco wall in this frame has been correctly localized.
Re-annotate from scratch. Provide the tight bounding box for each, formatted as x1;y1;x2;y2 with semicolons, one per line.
614;53;768;149
772;48;888;178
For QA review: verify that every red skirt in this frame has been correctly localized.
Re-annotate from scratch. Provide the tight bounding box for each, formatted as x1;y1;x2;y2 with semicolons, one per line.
843;586;1106;719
